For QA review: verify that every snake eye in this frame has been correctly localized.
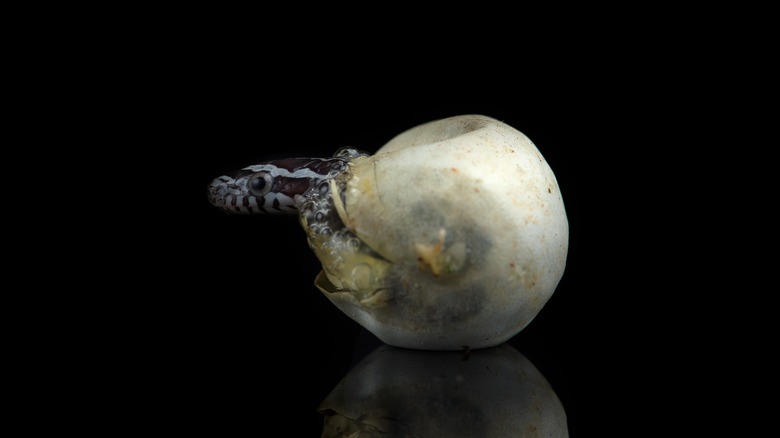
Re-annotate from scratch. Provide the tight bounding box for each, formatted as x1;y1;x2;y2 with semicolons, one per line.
248;172;273;197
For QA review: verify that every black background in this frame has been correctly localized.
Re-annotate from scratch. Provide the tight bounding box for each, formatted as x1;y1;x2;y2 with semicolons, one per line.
23;9;764;435
145;38;713;436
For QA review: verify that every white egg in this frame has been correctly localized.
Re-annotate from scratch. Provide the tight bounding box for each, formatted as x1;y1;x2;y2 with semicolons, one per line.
304;115;568;350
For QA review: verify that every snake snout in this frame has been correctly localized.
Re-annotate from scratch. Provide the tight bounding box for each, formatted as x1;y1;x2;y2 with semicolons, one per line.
207;176;234;208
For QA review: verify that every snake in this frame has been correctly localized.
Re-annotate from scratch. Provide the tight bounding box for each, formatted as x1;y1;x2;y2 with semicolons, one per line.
207;147;369;236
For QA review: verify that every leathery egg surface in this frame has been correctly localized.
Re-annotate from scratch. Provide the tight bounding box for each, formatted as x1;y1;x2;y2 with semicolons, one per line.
304;115;568;350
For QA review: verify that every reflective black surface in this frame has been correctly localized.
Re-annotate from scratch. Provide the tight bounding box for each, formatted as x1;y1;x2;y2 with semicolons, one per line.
319;342;567;437
173;74;682;436
46;17;742;436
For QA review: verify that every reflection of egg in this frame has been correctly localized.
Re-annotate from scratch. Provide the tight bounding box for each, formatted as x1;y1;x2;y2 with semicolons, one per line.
319;344;569;437
304;115;568;350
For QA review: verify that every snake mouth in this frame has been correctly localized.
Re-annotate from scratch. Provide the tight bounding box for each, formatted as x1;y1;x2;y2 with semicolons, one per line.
207;174;258;213
207;172;301;215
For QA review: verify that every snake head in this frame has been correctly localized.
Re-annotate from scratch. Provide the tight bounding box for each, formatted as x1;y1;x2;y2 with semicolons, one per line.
207;157;351;214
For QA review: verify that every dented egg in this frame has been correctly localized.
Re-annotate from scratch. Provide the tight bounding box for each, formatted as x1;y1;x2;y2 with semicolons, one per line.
208;115;568;350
